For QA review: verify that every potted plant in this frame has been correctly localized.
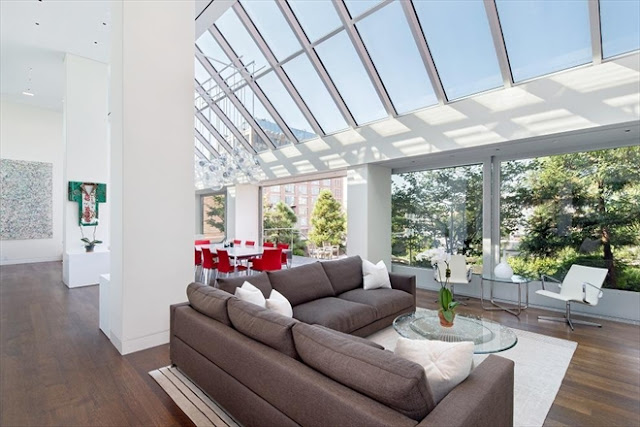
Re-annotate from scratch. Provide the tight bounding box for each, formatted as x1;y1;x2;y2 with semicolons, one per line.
80;226;102;252
427;248;460;327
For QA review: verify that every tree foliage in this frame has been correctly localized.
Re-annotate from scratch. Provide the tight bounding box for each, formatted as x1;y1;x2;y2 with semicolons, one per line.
262;200;305;255
309;190;346;247
205;194;225;233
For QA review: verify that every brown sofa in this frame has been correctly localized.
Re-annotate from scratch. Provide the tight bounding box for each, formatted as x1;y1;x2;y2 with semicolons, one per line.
170;256;514;427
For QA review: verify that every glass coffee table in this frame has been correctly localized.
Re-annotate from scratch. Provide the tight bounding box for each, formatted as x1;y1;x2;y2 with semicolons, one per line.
393;308;517;354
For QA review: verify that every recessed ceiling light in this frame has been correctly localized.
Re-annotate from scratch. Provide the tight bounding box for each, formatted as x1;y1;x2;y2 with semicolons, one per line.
22;91;35;97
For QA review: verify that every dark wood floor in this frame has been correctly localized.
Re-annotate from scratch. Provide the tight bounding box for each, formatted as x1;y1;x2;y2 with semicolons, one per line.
1;262;639;426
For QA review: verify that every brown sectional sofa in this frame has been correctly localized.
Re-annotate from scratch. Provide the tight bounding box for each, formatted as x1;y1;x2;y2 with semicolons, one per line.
170;256;514;426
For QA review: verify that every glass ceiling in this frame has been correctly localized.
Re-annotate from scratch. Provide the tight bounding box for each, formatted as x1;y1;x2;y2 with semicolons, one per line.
194;0;640;159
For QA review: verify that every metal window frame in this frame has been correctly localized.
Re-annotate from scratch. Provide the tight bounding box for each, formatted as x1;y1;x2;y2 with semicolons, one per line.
195;126;220;158
209;26;300;144
400;0;447;105
588;0;603;65
333;0;397;118
196;47;275;151
194;106;236;154
483;0;514;88
234;1;324;137
277;0;357;129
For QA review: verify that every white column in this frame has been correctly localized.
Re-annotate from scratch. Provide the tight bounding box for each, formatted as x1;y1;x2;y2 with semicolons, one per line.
62;54;110;287
346;164;392;268
230;184;259;242
109;0;195;354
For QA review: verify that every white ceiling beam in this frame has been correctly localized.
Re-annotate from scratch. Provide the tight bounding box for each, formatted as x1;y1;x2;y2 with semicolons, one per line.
196;48;275;151
194;92;252;154
195;146;208;159
277;1;357;129
400;0;447;105
588;0;603;65
209;26;300;145
194;127;220;157
483;0;514;88
233;2;324;137
333;0;397;118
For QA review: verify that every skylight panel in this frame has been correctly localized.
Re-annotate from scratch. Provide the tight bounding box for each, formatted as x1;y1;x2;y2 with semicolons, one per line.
600;0;640;58
239;0;302;62
233;86;293;148
496;0;591;82
288;0;342;42
282;53;349;134
356;1;437;114
414;0;503;100
344;0;383;19
215;8;270;75
194;59;211;85
315;31;387;125
195;31;236;81
256;72;317;142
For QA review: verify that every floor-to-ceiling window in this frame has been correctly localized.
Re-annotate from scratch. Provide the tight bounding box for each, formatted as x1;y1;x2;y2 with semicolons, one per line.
500;146;640;291
262;176;346;256
200;193;226;242
392;164;483;270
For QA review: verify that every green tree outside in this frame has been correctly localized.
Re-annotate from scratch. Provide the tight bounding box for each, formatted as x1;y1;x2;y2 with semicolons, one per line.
262;200;305;255
205;194;225;234
309;190;346;248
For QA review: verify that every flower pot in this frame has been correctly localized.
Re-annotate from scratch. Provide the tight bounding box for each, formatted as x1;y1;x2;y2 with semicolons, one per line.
438;310;455;328
85;244;95;253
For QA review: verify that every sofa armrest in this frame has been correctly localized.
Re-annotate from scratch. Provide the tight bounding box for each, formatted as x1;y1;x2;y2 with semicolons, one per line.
170;302;190;364
389;272;416;300
417;354;514;427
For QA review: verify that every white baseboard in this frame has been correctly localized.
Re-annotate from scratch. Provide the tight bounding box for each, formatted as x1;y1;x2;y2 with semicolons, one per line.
109;330;169;355
0;256;62;266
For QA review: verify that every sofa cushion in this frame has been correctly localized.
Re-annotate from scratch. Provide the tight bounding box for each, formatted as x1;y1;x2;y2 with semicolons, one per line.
217;272;272;298
268;262;335;307
292;323;435;421
314;324;384;350
186;282;233;326
321;255;363;295
292;297;378;333
338;288;415;319
227;298;299;359
234;281;266;308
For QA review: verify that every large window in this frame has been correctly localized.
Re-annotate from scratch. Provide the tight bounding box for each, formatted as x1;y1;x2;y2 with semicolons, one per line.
392;165;483;269
263;177;347;256
201;193;226;242
501;146;640;291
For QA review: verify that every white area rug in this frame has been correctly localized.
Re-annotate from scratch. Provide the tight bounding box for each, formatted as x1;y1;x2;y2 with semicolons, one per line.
149;366;240;427
367;326;577;427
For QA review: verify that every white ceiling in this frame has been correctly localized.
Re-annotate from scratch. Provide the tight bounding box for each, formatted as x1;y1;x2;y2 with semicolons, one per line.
0;0;213;112
0;0;111;111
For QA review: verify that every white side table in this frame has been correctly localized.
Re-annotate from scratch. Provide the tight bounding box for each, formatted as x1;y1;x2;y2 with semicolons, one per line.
63;248;110;288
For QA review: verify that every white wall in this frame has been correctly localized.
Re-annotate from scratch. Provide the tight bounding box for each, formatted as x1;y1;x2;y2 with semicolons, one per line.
231;184;259;242
347;164;392;268
109;0;195;355
63;54;109;253
0;99;63;264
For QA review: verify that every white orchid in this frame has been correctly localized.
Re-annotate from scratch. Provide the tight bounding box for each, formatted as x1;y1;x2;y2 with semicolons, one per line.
426;247;451;266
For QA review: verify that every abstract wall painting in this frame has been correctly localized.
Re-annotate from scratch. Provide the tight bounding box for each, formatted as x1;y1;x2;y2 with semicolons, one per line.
0;159;53;240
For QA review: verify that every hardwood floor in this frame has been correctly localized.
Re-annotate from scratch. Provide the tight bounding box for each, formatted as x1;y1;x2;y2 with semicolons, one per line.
1;261;638;426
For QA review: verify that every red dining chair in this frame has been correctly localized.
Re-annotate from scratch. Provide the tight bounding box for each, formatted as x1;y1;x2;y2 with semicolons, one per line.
200;247;218;285
251;248;282;273
217;249;247;277
233;239;242;246
194;249;202;279
263;242;275;248
277;243;290;268
195;239;210;245
245;240;255;247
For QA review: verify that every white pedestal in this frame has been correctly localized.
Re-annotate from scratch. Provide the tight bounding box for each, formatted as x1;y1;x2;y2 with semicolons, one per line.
63;248;110;288
99;273;110;336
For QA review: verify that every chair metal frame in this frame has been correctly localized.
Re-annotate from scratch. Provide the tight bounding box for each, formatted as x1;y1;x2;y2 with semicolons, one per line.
537;271;605;331
433;255;473;305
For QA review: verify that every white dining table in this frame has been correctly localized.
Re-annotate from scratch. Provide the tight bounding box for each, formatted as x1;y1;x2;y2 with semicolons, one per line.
195;244;290;265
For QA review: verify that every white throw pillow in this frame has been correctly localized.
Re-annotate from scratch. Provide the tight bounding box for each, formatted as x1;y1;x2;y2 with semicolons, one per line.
234;281;266;308
362;259;392;290
394;338;473;404
265;289;293;318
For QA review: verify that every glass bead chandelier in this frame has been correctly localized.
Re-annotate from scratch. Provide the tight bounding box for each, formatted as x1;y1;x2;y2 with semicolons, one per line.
195;146;263;190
